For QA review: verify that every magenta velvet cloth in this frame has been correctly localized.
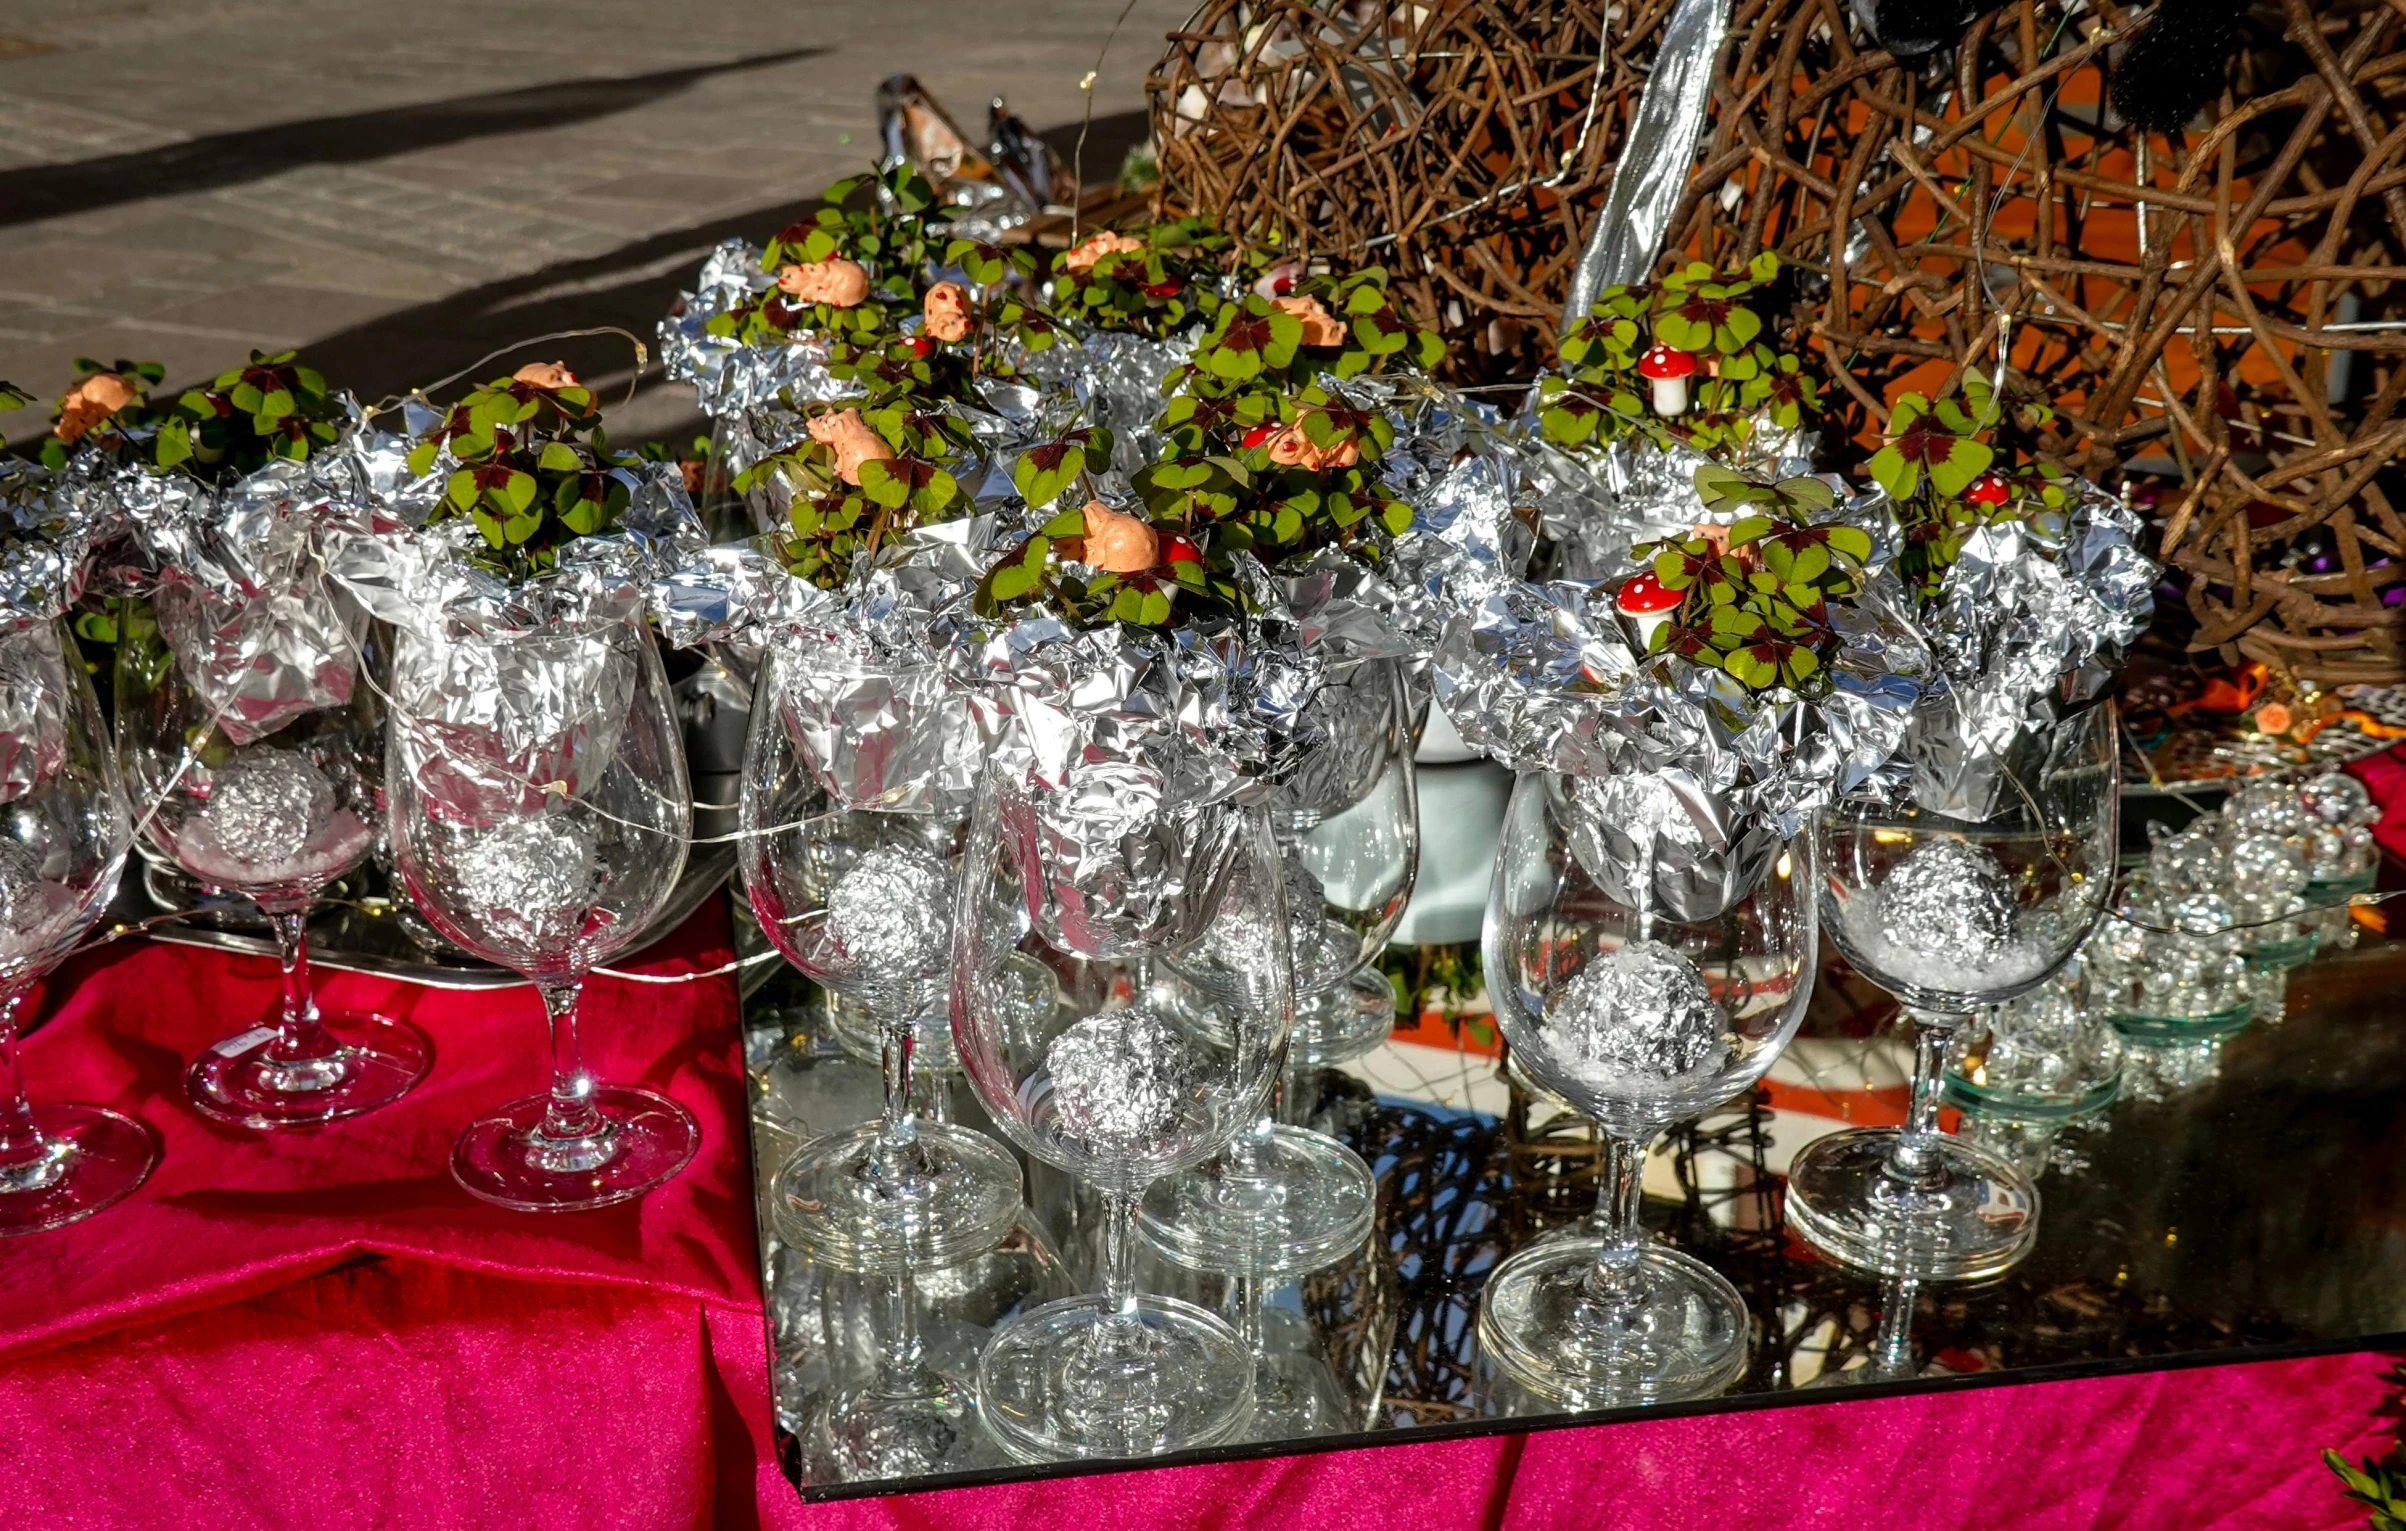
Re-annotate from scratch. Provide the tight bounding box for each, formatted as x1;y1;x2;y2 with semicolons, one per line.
2346;745;2406;865
1;905;2396;1529
0;902;772;1529
752;1352;2400;1531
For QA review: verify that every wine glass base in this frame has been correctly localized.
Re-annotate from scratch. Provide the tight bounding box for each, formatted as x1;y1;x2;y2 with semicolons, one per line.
0;1106;156;1237
1138;1124;1377;1279
774;1121;1023;1272
1784;1127;2039;1280
1477;1238;1751;1407
976;1292;1253;1463
186;1011;431;1129
451;1085;698;1211
799;1370;998;1483
1290;969;1397;1068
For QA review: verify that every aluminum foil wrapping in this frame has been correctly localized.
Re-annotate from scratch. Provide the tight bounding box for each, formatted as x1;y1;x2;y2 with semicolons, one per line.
659;239;847;424
653;518;1002;813
1904;485;2157;821
324;409;704;829
1534;427;1819;582
1432;560;1923;919
1013;329;1189;482
954;586;1324;959
1;456;119;621
1;459;119;806
111;452;366;748
0;617;72;807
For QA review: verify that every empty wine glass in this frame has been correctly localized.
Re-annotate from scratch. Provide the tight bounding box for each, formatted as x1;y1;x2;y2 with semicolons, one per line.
1476;772;1816;1405
116;579;428;1128
741;646;1023;1480
1785;701;2119;1280
385;614;696;1210
953;763;1293;1461
1143;655;1415;1279
742;646;1022;1268
0;614;153;1235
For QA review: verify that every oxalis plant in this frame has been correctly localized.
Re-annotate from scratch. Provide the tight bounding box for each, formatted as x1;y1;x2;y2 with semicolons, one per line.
972;266;1444;632
1047;218;1231;338
1540;254;1820;461
971;428;1244;627
735;398;978;591
709;165;942;345
154;349;347;478
409;369;637;582
1870;374;2069;604
1629;467;1872;693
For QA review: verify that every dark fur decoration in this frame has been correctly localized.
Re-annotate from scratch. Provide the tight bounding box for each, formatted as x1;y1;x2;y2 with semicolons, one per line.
1870;0;1983;56
2112;0;2252;133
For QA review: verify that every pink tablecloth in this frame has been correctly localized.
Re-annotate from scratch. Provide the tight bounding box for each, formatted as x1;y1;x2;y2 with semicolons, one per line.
1;903;2396;1530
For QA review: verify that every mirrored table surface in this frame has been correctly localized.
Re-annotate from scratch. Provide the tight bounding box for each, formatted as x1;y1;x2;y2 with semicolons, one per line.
744;930;2406;1500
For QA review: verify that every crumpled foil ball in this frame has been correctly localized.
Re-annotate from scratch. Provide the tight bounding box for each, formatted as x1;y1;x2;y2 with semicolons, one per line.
1196;853;1326;988
1044;1005;1199;1155
1877;835;2017;969
1543;938;1730;1086
452;813;600;954
825;843;953;982
205;749;336;871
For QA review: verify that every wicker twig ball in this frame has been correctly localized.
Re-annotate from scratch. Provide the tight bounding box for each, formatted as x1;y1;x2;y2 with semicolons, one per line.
1148;0;1669;382
1666;0;2406;682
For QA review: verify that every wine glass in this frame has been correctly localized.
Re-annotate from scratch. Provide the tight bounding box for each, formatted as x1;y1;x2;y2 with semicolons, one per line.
1142;654;1415;1280
740;645;1023;1480
1476;771;1816;1406
953;763;1293;1462
1785;701;2119;1280
0;615;154;1234
385;614;697;1211
116;578;428;1128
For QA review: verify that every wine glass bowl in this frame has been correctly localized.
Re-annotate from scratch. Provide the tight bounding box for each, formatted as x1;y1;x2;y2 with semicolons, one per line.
115;580;428;1128
953;763;1292;1462
0;615;153;1236
1475;770;1816;1406
1785;702;2121;1282
386;615;697;1211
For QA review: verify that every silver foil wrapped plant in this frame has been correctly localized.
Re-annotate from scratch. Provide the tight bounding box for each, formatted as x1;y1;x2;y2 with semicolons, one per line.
1864;378;2158;822
323;364;704;831
1427;456;1928;920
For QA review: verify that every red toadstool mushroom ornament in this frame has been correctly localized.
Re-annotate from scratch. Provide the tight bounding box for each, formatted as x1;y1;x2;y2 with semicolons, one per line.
1638;344;1698;416
1615;569;1684;651
1964;472;2010;508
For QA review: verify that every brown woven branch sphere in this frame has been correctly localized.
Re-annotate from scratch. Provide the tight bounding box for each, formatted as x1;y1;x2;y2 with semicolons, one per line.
1670;0;2406;682
1155;0;2406;681
1149;0;1662;383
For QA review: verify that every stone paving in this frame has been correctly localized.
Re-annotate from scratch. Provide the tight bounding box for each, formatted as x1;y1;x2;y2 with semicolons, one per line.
0;0;1192;442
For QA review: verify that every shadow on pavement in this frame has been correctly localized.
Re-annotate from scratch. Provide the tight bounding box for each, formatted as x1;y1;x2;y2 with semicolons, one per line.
0;46;829;230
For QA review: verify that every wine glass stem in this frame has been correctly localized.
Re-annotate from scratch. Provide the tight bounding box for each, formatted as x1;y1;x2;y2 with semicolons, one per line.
536;978;605;1144
869;1262;932;1396
864;1007;922;1186
1888;1009;1964;1188
1580;1130;1648;1326
0;988;49;1179
1100;1187;1142;1311
262;906;341;1070
1873;1274;1919;1379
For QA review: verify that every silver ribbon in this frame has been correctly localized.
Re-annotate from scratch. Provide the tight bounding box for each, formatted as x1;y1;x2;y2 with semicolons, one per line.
1560;0;1735;331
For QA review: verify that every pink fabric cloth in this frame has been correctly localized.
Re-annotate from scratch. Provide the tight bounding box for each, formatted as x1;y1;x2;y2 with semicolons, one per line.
0;902;770;1530
2346;745;2406;867
2;908;2396;1530
0;905;759;1368
749;1352;2400;1531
